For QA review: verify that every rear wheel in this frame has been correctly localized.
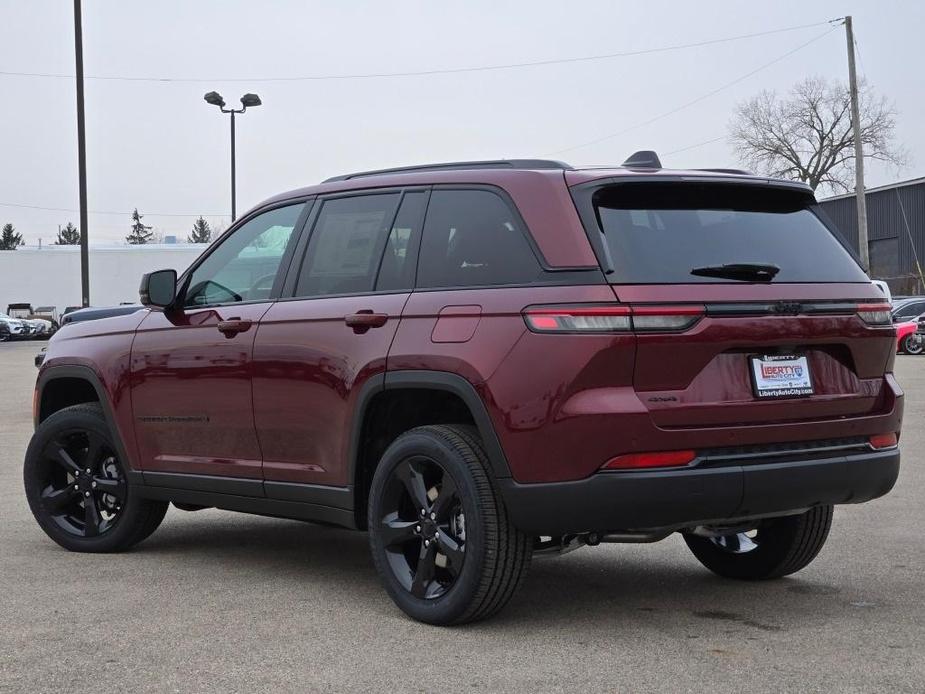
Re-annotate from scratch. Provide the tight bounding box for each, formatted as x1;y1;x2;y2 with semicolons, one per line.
24;403;168;552
683;505;833;580
368;425;531;625
902;333;924;355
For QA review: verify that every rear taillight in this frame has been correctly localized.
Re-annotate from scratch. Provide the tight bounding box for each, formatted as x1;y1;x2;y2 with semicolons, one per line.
602;449;697;470
630;305;705;332
869;432;898;449
523;304;703;334
856;303;892;326
523;305;631;333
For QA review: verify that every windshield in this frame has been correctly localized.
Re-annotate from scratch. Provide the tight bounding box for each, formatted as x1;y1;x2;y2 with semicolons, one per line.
592;183;868;284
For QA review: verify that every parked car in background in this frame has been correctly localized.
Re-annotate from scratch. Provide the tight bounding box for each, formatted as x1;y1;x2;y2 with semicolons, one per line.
0;312;31;339
25;154;902;625
25;318;53;339
896;314;925;355
0;320;9;342
5;303;58;338
33;306;60;328
891;297;925;323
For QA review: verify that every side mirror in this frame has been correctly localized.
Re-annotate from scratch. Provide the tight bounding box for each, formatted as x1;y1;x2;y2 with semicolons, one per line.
139;269;177;308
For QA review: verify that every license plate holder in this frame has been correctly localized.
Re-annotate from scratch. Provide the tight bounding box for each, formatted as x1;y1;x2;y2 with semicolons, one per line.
749;354;814;399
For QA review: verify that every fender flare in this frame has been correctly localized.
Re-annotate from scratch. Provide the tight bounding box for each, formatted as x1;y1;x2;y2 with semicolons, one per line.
35;365;142;483
347;369;513;491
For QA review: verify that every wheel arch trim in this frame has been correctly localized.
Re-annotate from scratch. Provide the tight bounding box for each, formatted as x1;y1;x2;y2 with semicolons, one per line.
347;369;512;490
35;365;141;479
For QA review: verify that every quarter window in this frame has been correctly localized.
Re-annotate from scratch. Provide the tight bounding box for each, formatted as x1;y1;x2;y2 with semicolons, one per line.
183;203;305;307
417;189;540;288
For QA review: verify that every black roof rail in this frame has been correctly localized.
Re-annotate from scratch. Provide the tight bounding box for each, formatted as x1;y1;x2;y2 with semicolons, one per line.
322;159;573;183
695;168;753;175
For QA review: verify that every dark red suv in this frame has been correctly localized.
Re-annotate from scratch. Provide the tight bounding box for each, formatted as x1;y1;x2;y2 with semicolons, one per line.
25;153;902;624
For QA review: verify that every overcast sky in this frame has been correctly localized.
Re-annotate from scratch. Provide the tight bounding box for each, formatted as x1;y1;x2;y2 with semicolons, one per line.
1;0;922;244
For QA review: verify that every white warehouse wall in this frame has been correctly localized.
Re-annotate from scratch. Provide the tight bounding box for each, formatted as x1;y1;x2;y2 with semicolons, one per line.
0;245;205;313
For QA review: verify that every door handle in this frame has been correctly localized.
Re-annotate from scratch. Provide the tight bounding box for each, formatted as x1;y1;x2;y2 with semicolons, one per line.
345;311;388;333
217;318;253;337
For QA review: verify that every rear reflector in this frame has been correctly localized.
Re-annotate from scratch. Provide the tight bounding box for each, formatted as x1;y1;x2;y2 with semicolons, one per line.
602;449;697;470
524;304;703;334
869;432;898;449
856;303;892;326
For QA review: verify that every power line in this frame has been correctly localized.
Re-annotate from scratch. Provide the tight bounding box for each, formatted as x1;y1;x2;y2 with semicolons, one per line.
0;201;228;218
665;136;726;156
0;20;836;83
552;26;839;155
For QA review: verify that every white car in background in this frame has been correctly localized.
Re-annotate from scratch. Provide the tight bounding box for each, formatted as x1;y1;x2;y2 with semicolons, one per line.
0;312;29;340
24;318;53;339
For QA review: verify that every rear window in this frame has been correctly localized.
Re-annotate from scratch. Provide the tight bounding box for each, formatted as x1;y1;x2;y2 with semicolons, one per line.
592;183;868;284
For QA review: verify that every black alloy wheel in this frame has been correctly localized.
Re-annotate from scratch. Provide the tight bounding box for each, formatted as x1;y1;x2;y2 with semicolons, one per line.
378;456;467;600
683;505;833;580
36;428;126;538
368;425;531;625
24;403;168;552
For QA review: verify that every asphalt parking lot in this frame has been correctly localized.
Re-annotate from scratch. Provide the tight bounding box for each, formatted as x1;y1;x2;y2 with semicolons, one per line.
0;340;922;693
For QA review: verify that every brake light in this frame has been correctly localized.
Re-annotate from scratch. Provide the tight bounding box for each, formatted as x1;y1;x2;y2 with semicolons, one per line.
523;306;631;333
523;304;703;333
602;449;697;470
869;432;898;449
856;303;892;326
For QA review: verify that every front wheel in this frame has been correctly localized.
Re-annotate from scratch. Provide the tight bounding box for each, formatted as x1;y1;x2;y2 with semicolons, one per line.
368;425;531;625
683;505;833;580
24;403;168;552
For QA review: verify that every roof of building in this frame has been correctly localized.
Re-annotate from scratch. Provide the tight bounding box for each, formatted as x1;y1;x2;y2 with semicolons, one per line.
820;175;925;202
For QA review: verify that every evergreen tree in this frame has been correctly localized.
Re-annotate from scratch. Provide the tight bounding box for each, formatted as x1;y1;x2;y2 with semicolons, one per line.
0;223;24;250
125;208;153;245
55;222;81;245
187;216;212;244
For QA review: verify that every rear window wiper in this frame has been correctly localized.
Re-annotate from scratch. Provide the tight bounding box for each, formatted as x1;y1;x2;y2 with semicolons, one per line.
690;262;780;282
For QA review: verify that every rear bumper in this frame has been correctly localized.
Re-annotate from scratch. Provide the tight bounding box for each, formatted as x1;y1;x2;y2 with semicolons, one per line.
498;448;900;536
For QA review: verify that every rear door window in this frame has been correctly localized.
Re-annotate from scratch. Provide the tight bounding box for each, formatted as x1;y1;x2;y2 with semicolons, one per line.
417;189;541;288
375;190;427;292
592;183;869;284
295;193;400;297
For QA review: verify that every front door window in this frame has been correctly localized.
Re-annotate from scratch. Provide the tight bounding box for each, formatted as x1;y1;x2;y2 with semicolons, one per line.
184;203;305;307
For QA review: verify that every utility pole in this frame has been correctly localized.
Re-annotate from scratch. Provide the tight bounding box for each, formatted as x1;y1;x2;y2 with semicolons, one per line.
73;0;90;305
844;16;869;272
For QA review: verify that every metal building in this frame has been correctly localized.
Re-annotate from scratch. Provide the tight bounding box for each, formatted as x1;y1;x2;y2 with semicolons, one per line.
818;177;925;295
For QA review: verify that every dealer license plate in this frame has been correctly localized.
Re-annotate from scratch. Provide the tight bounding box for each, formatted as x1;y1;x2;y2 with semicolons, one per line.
749;354;814;398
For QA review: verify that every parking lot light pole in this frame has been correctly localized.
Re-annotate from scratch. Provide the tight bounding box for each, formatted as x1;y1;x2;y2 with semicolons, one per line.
73;0;90;306
203;92;262;222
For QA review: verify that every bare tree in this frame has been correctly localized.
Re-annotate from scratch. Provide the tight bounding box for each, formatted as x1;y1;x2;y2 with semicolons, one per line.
729;77;906;194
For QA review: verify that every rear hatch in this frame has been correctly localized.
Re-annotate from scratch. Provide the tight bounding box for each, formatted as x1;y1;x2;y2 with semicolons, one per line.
574;179;895;428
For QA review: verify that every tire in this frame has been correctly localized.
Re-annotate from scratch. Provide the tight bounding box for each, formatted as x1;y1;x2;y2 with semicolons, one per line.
902;334;924;355
24;403;168;553
367;424;531;625
683;505;833;580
